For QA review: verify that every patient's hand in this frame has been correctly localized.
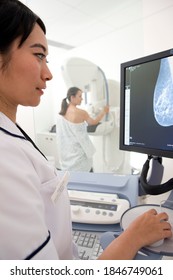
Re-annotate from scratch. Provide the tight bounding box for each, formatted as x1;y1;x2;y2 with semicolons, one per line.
103;105;109;114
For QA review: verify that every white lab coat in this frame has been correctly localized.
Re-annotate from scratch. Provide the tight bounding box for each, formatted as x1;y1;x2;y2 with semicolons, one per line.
0;112;76;260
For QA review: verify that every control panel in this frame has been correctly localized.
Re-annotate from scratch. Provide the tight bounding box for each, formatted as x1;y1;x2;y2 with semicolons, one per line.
68;190;130;224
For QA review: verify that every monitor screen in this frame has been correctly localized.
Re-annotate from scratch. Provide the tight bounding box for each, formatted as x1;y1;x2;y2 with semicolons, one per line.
120;48;173;159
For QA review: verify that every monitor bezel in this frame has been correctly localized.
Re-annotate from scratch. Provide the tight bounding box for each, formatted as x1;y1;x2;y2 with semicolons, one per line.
119;48;173;159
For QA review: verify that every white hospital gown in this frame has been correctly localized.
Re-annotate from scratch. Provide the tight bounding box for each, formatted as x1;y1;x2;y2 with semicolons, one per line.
56;115;96;171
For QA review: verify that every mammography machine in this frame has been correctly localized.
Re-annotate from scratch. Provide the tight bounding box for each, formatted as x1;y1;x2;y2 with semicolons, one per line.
61;57;127;173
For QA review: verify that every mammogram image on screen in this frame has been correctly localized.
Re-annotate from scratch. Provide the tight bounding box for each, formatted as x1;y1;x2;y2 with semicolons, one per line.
154;57;173;127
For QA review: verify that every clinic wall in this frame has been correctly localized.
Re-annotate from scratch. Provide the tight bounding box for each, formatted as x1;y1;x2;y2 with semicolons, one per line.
51;4;144;116
143;0;173;54
57;5;144;174
17;0;144;138
53;0;173;177
64;0;173;178
16;0;173;179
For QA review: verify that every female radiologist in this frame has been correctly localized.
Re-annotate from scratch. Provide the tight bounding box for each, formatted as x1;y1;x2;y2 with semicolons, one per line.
0;0;172;260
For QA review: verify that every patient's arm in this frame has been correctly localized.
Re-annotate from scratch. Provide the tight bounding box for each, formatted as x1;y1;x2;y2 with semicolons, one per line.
84;106;109;125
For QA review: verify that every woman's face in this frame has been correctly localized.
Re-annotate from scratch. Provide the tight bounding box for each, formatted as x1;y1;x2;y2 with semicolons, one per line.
0;23;52;109
73;90;83;105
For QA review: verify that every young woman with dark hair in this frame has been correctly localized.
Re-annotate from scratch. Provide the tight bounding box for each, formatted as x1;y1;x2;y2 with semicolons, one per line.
0;0;171;260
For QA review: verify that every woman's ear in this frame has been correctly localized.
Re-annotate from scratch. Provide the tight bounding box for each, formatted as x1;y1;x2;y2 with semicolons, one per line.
70;95;75;103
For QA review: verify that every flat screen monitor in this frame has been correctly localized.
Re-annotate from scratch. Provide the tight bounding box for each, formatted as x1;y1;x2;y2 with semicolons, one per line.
120;48;173;159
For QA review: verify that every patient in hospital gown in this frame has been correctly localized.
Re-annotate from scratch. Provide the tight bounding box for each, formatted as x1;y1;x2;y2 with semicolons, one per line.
57;115;95;171
56;87;109;171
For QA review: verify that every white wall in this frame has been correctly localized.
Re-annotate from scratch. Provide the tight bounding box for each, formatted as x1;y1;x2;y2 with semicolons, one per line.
17;0;173;180
143;0;173;54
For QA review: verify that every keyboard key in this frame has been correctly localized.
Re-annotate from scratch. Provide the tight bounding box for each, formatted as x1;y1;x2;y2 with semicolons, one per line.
72;230;102;260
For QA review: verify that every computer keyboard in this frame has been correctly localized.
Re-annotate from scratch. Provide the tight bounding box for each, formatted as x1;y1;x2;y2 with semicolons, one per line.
72;230;103;260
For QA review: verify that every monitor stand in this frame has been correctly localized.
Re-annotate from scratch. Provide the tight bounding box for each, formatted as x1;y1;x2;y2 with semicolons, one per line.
139;155;173;195
147;156;164;185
